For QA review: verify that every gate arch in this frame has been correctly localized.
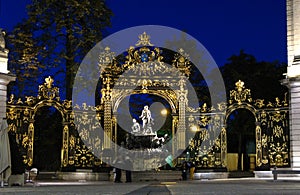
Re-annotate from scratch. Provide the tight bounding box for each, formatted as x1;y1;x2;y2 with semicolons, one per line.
6;77;73;169
32;100;66;120
225;102;258;171
97;33;194;162
226;103;257;122
32;105;63;171
112;89;178;114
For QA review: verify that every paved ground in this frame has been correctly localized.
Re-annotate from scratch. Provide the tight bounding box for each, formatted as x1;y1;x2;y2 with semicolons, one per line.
1;178;300;194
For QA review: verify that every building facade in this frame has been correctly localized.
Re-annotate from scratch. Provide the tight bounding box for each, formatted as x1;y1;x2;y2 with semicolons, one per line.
284;0;300;169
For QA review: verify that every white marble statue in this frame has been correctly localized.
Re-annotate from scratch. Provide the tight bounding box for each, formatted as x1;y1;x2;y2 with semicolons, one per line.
131;118;140;134
139;105;153;127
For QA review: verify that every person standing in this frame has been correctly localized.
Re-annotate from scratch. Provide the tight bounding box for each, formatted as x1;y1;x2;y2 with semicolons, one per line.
181;161;188;180
113;156;123;183
125;156;132;183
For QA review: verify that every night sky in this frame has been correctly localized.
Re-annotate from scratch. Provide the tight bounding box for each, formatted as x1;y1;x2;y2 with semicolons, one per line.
0;0;287;67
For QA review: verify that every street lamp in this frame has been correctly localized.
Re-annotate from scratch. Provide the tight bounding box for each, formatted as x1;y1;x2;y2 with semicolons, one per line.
190;125;199;132
161;109;168;116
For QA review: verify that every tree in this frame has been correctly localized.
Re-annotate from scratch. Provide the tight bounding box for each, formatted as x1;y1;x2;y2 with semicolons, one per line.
7;22;44;97
8;0;113;99
164;32;213;106
221;50;287;101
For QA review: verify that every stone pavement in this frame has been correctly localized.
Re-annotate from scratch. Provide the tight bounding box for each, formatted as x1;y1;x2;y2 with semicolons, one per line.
1;178;300;194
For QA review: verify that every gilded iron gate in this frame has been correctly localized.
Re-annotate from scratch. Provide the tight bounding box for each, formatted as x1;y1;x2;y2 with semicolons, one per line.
6;33;289;171
6;77;103;170
7;80;289;171
187;80;289;170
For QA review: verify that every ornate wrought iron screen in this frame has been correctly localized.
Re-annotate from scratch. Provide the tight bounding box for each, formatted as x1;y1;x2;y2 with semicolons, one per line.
6;33;289;171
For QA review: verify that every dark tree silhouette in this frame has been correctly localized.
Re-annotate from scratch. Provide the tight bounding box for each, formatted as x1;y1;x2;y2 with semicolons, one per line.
8;0;113;99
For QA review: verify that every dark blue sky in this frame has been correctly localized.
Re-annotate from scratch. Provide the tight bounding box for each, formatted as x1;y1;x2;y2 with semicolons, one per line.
0;0;287;66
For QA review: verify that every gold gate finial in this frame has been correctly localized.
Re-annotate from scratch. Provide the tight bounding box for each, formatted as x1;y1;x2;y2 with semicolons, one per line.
45;76;54;89
136;32;154;46
235;80;244;92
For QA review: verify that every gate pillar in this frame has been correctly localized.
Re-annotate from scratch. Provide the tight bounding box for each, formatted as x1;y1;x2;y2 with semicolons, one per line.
255;122;263;168
220;126;227;167
102;77;112;149
172;115;178;156
177;92;187;151
27;122;34;167
112;115;117;155
61;124;69;167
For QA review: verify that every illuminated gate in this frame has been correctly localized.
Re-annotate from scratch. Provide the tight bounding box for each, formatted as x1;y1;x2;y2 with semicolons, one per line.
6;77;102;170
98;34;191;159
6;33;289;171
187;80;289;170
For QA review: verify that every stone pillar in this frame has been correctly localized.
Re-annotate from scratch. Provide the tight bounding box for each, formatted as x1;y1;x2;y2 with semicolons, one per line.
285;0;300;168
287;79;300;168
287;0;300;72
0;29;16;121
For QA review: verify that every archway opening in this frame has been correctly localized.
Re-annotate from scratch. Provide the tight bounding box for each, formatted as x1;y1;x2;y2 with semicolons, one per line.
116;93;172;149
226;108;255;172
33;106;63;171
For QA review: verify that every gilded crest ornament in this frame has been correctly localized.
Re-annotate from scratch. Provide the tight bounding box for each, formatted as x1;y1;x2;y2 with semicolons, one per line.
172;48;191;76
98;46;115;66
136;32;154;46
38;76;60;100
229;80;252;104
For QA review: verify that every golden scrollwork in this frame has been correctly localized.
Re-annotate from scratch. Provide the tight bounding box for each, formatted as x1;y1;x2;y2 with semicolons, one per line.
63;100;72;109
124;46;170;76
269;142;288;166
261;134;268;147
8;94;14;104
270;111;286;123
254;99;265;108
273;125;284;138
7;108;17;120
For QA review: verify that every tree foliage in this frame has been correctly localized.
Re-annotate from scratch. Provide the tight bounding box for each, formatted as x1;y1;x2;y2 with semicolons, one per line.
164;32;214;106
8;0;112;99
221;50;287;101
